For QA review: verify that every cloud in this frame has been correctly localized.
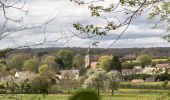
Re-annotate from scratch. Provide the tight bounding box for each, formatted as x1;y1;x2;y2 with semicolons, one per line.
0;0;169;49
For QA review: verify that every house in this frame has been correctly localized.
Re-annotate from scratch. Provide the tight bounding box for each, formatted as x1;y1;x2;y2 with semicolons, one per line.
133;66;143;74
57;70;79;80
155;63;170;69
122;66;143;75
122;69;134;75
154;63;170;74
14;71;36;81
142;67;155;75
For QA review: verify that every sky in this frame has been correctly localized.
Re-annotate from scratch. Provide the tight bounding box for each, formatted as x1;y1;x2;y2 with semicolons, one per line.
0;0;170;49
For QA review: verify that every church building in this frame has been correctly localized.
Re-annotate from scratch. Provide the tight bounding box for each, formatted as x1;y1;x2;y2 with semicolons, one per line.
85;46;98;69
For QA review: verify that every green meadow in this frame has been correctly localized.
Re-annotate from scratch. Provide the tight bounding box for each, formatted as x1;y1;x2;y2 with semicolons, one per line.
1;89;170;100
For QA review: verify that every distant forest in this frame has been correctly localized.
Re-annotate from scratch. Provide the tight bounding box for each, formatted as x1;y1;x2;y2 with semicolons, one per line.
5;47;170;59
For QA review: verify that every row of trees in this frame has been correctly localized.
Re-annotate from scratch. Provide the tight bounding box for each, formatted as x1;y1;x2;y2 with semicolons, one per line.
1;49;85;73
83;69;121;96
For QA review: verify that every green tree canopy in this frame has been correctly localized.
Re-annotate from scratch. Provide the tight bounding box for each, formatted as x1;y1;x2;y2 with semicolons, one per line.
107;71;121;95
22;58;40;72
72;54;85;69
138;54;152;68
42;55;59;72
0;64;8;77
7;53;30;70
97;55;112;72
110;55;122;72
38;64;55;79
56;50;73;69
84;70;107;95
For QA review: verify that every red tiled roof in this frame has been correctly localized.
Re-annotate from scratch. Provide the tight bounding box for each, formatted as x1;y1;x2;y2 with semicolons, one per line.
155;64;170;69
90;62;98;69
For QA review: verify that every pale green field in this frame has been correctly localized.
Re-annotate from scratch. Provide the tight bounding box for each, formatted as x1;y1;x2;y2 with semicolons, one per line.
1;89;170;100
125;58;167;63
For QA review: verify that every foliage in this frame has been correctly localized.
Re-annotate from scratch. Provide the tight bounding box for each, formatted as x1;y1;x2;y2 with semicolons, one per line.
138;54;152;68
72;54;85;69
69;90;100;100
122;61;140;69
43;55;59;72
38;64;56;80
120;82;170;90
71;0;170;44
149;1;170;34
56;50;73;69
123;74;152;81
97;55;112;72
55;57;65;70
7;53;29;70
84;70;107;95
167;57;170;64
0;64;8;77
162;80;168;88
30;76;49;93
62;70;76;80
110;55;122;72
22;58;40;72
107;71;121;95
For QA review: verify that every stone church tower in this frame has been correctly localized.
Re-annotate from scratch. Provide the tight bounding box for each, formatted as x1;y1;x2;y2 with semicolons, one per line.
85;46;91;68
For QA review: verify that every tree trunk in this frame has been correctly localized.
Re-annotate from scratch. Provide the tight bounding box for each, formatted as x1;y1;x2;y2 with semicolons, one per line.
97;88;100;96
112;89;113;96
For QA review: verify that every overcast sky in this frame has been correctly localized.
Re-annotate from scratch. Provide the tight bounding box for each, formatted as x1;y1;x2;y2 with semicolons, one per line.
0;0;169;49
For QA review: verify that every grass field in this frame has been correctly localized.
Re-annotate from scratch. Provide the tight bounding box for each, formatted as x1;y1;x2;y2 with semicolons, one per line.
125;58;167;63
1;89;170;100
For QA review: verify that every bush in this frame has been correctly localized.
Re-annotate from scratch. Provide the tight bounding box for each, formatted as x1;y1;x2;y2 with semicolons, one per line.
0;89;7;94
123;74;152;81
156;74;170;81
120;81;170;90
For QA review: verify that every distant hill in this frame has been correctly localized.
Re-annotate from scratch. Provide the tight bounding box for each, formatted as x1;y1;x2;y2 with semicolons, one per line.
5;47;170;58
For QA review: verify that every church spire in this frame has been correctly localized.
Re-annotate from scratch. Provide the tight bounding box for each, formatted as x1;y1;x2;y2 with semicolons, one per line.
87;46;90;54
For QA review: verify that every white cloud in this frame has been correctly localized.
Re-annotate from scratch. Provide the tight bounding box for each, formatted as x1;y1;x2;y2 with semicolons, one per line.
0;0;169;49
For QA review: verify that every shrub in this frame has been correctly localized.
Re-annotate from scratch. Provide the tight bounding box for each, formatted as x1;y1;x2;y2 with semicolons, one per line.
123;74;152;81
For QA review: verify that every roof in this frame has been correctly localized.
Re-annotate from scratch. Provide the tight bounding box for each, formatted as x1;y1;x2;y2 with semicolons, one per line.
155;63;170;69
90;62;98;69
142;67;155;74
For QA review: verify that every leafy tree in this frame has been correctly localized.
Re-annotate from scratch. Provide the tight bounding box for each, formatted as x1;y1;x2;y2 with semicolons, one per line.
42;55;59;72
22;58;40;72
38;64;55;79
56;50;73;69
84;70;107;95
0;64;8;77
55;57;65;70
138;54;152;68
110;55;122;72
107;71;121;95
97;56;112;72
62;70;77;93
30;76;49;93
7;53;29;70
72;54;85;69
38;64;56;93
